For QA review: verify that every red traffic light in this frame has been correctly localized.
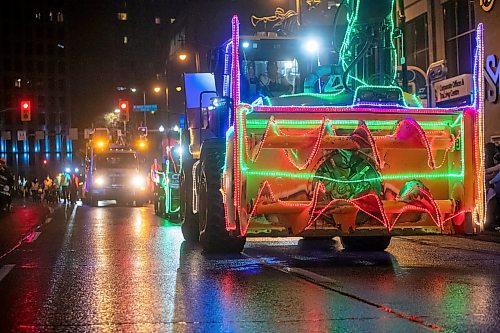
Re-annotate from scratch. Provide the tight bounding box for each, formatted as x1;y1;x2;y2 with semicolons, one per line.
20;100;32;121
118;99;130;122
21;101;30;110
119;100;129;111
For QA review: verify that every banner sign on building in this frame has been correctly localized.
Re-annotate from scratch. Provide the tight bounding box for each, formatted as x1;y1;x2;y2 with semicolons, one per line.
17;130;27;141
486;54;500;103
69;128;78;140
1;131;11;140
434;74;472;105
35;131;44;140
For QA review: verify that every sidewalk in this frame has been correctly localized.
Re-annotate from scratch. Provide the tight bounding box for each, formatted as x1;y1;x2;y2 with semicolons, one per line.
0;198;52;257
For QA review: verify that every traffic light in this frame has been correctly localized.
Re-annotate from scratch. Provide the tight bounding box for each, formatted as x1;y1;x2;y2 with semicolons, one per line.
119;99;130;122
20;100;31;122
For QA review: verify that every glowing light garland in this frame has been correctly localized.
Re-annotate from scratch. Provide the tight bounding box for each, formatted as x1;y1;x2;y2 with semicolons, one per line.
223;15;485;237
472;23;486;229
241;180;464;236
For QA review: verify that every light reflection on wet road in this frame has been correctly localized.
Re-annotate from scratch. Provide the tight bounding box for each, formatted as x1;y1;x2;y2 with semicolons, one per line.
0;204;499;332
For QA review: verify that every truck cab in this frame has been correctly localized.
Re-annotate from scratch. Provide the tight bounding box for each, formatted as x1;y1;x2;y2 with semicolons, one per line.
84;140;148;206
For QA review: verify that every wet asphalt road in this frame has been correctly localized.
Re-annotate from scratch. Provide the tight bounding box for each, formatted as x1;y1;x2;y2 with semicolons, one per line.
0;203;499;332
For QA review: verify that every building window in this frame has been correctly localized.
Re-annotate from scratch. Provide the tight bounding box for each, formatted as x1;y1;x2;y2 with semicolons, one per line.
117;12;127;21
443;0;475;77
123;36;128;44
405;14;429;71
155;17;161;24
57;12;64;22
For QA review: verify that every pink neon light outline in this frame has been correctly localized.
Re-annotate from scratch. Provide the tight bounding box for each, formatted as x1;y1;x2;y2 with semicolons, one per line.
239;109;459;171
253;105;471;114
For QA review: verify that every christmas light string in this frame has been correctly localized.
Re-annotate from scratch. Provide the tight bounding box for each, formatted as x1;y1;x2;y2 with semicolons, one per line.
231;16;242;228
239;179;466;236
472;23;486;228
225;15;484;235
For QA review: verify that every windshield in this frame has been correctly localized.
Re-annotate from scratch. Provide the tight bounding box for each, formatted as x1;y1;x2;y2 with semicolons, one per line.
242;59;300;101
95;153;137;169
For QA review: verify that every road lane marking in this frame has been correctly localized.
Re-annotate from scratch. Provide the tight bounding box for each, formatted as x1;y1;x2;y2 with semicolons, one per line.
243;252;444;332
0;264;15;283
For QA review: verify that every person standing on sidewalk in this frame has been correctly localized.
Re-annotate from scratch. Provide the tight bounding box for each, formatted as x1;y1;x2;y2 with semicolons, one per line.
43;175;52;203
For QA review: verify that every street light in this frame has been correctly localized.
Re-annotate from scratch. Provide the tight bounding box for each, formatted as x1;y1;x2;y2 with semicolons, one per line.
114;108;120;114
159;125;165;132
153;86;161;93
178;52;187;61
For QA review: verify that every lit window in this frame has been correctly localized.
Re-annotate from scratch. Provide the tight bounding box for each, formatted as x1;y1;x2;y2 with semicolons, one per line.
155;17;161;24
123;36;128;44
15;79;21;88
57;12;64;22
49;11;53;21
35;12;41;19
118;12;127;21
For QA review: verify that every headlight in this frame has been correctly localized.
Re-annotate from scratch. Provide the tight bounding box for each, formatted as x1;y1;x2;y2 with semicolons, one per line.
94;176;105;186
131;174;146;188
175;146;183;156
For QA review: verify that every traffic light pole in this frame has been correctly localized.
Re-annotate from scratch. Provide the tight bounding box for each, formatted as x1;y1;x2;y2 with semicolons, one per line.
143;92;147;128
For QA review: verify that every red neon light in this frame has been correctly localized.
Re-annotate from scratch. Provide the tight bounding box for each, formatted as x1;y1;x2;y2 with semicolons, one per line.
238;180;468;236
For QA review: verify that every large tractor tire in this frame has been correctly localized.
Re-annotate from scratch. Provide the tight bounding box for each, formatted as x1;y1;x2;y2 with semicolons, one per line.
340;236;391;251
180;159;199;242
198;145;245;253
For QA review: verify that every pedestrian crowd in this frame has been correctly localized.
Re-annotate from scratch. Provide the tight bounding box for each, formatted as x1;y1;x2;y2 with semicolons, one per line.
0;159;81;212
23;171;79;204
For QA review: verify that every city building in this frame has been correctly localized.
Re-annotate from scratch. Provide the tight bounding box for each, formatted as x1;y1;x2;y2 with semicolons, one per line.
0;0;72;178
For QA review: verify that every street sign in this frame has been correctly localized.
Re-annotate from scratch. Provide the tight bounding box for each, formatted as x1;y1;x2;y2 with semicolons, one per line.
17;130;27;141
138;126;148;136
133;104;158;112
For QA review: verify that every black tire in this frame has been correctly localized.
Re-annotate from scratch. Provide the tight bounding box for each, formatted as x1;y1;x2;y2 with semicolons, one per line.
198;146;245;253
180;159;200;242
340;236;391;251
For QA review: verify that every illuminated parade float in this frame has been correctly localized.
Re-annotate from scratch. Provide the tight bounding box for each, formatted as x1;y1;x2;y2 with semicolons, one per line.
179;0;486;252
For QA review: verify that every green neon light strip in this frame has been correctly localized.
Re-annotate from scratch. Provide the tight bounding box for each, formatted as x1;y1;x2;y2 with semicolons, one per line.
245;170;464;182
245;116;462;130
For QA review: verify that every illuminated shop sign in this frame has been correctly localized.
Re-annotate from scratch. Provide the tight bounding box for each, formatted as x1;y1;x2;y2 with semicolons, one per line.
486;54;500;103
480;0;495;12
434;74;471;105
